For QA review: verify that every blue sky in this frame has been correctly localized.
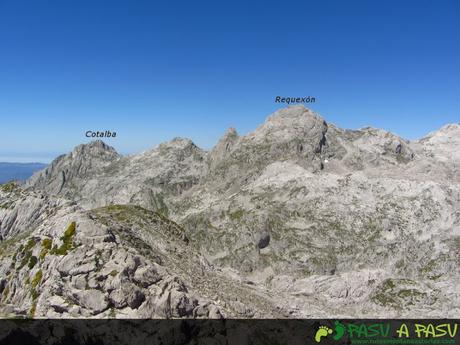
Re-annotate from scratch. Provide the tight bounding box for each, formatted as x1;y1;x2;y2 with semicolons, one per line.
0;0;459;162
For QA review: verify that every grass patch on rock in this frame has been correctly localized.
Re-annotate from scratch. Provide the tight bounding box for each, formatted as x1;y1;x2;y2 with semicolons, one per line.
50;222;77;255
31;269;43;289
39;238;53;260
17;238;37;270
0;181;18;193
371;278;429;309
229;209;244;221
28;302;37;318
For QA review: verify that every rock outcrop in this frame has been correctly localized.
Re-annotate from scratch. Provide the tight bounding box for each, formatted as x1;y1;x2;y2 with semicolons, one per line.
26;140;121;197
1;105;459;318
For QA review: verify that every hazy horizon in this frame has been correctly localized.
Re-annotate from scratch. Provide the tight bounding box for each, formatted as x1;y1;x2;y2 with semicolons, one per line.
1;108;458;163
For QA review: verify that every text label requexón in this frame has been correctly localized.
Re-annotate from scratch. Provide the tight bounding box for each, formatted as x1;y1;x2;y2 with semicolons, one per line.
275;96;316;104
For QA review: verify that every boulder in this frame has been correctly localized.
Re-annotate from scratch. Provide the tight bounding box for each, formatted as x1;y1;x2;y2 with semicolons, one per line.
72;289;109;314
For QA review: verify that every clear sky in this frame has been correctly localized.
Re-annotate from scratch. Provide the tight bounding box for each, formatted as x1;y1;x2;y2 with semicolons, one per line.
0;0;459;162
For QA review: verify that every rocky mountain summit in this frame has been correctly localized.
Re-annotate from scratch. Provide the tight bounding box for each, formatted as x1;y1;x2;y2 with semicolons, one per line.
1;106;459;318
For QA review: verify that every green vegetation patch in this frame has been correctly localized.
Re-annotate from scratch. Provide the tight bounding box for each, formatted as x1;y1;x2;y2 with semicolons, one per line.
23;269;44;318
39;238;53;260
30;288;39;301
39;248;48;261
0;181;18;193
50;222;77;255
31;269;43;289
18;239;37;270
41;238;52;250
64;222;76;238
25;239;36;252
0;201;15;209
420;259;437;274
229;209;244;221
91;204;188;244
28;256;38;269
0;236;24;259
0;230;39;291
397;288;426;299
372;290;398;307
28;302;37;318
371;278;428;308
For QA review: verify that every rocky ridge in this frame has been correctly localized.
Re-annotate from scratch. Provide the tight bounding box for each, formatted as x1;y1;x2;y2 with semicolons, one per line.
1;105;459;318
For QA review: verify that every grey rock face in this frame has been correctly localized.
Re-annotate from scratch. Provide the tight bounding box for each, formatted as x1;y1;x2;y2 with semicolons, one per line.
26;140;121;197
0;203;226;318
109;283;145;309
72;289;109;314
1;105;459;318
0;183;65;241
134;266;162;287
25;138;207;216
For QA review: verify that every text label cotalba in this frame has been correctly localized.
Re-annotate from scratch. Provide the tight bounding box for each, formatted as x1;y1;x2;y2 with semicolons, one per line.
85;130;117;138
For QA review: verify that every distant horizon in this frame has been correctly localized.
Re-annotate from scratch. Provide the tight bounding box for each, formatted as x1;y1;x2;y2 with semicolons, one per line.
0;161;48;165
1;106;458;164
0;157;54;164
0;161;47;183
2;103;459;163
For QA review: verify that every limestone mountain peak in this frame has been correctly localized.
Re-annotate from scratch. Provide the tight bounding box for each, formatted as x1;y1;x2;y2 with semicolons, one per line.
24;140;120;196
246;106;327;146
2;106;459;319
70;140;119;159
422;123;460;140
159;137;197;149
224;127;238;137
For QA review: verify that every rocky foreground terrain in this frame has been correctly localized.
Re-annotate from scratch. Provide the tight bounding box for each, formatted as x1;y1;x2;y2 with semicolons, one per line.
0;105;459;318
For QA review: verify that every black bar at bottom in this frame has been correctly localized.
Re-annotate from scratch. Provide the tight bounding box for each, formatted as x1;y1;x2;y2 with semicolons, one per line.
0;319;458;345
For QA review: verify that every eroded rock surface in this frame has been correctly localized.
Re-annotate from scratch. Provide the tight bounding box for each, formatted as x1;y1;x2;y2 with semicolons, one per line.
1;106;459;318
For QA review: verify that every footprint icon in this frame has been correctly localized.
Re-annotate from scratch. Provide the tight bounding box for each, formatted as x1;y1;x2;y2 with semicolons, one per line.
315;326;333;343
333;321;346;340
